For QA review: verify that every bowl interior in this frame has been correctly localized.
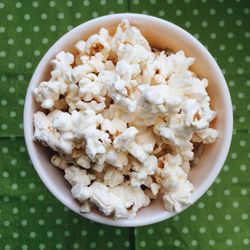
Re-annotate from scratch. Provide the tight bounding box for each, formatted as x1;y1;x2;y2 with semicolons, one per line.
24;14;232;227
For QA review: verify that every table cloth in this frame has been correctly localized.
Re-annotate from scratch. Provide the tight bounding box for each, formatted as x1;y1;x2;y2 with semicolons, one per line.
0;0;249;249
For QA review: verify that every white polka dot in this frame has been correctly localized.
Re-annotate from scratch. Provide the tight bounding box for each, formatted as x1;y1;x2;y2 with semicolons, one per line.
50;25;57;32
206;189;213;196
47;231;53;238
244;7;250;14
232;176;238;183
83;0;90;6
207;214;214;221
240;164;247;171
224;189;231;196
215;201;222;208
190;214;197;221
64;230;70;237
245;31;250;39
176;10;182;16
4;196;10;202
81;230;87;236
24;14;30;20
34;49;41;56
30;232;36;238
7;14;14;21
41;13;47;20
100;0;107;5
8;38;14;45
191;240;197;246
25;62;32;69
32;1;39;8
67;25;73;31
194;33;199;39
241;189;247;195
15;2;22;8
210;8;216;15
219;44;226;51
11;183;18;190
18;74;24;81
107;241;113;248
225;214;232;220
185;21;191;28
1;100;8;106
73;243;79;249
56;243;63;249
49;1;56;7
215;177;221;184
226;239;233;246
66;1;73;7
90;242;96;248
158;10;165;17
209;239;215;246
193;9;199;15
140;241;146;247
8;63;15;69
20;195;27;202
201;21;208;27
92;11;99;18
46;206;53;213
241;213;248;220
198;202;205;208
173;215;180;221
217;226;223;233
227;31;234;38
39;244;45;250
238;116;246;123
243;238;249;245
174;240;181;247
0;26;5;33
2;171;9;178
231;152;237;159
29;207;36;213
164;227;171;234
58;13;64;19
17;50;24;57
124;241;130;248
0;51;6;57
233;226;240;233
33;26;40;32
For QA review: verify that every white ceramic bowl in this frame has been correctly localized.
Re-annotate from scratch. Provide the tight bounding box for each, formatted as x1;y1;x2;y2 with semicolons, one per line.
24;13;233;227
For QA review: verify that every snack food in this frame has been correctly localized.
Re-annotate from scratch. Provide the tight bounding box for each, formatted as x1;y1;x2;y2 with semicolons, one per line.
33;19;218;219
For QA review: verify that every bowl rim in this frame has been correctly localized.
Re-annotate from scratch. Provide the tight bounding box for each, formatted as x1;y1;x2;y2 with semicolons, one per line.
24;13;233;227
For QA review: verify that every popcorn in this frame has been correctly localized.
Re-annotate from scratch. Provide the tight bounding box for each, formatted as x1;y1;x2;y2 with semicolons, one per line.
34;111;74;154
51;52;74;81
85;28;111;58
33;80;67;109
104;167;124;188
51;154;68;170
64;166;91;186
33;20;218;219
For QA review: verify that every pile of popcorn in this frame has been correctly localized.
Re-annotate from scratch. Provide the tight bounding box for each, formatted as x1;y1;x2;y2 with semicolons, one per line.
33;20;218;219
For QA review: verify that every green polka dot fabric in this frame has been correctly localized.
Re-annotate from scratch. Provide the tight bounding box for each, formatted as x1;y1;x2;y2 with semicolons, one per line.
0;0;249;249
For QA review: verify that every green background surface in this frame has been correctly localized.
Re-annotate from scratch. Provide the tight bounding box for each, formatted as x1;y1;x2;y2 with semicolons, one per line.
0;0;249;249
